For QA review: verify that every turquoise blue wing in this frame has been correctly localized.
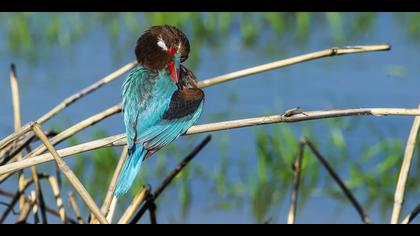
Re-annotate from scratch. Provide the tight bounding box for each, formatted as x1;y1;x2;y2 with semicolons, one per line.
138;101;204;150
122;66;157;150
122;66;179;150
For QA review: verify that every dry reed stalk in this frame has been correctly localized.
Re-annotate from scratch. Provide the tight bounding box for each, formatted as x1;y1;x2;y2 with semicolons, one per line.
287;140;305;224
0;122;34;151
3;107;420;177
118;187;149;224
105;196;117;223
101;146;128;217
0;130;58;167
0;144;11;160
401;203;420;224
32;123;109;224
48;176;66;223
29;190;39;223
184;108;420;135
197;44;390;88
24;143;48;224
390;104;420;224
37;61;136;124
9;64;22;137
17;172;25;212
91;146;128;224
30;164;48;224
68;192;84;224
303;138;372;224
16;193;36;224
9;64;26;212
147;193;157;224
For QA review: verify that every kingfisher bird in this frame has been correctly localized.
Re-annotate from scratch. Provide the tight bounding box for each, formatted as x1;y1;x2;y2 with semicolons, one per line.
114;25;205;197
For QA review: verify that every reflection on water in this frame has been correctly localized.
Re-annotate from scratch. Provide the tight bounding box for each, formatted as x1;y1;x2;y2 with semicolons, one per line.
1;13;420;223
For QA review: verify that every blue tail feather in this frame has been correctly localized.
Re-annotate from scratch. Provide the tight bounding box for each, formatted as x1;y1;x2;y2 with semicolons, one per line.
114;144;147;197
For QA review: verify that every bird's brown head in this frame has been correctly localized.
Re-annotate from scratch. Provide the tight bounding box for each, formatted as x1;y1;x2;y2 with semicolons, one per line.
135;25;190;83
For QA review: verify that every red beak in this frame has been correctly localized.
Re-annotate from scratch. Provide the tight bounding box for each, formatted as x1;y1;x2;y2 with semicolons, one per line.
169;61;178;84
167;47;179;84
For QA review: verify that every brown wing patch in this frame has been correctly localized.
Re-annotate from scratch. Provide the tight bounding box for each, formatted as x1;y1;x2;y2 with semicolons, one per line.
163;88;204;120
178;65;198;88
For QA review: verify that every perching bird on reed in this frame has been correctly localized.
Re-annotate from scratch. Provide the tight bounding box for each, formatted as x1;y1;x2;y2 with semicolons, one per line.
114;25;204;197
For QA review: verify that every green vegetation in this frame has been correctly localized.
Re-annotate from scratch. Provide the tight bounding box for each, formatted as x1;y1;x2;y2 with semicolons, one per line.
2;12;419;66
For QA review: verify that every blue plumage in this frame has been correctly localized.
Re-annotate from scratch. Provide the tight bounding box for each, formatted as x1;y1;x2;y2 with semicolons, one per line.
114;65;204;197
114;25;203;197
114;144;146;197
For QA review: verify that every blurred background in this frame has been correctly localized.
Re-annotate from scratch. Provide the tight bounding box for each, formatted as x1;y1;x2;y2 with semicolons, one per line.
1;12;420;224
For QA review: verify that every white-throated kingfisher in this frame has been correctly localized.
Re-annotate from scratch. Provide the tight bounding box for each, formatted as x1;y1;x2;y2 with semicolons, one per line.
114;25;204;197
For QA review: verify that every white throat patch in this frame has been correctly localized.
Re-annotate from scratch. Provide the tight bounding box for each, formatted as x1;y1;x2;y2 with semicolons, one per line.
157;36;168;51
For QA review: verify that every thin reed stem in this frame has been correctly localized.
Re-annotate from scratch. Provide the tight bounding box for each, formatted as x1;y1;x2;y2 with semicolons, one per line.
48;176;66;223
287;139;305;224
0;122;34;151
391;104;420;224
147;193;157;224
30;166;47;224
101;146;128;217
0;130;58;166
16;194;35;224
29;191;39;223
118;186;149;224
105;196;118;223
198;44;390;88
401;203;420;224
9;64;22;135
303;138;372;224
9;64;26;212
68;192;84;224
